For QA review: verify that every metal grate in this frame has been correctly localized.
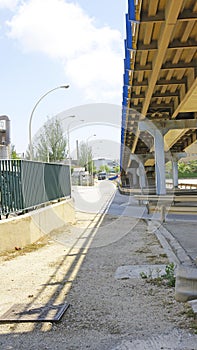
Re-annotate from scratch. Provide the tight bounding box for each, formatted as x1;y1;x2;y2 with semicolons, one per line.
0;303;69;322
0;160;71;216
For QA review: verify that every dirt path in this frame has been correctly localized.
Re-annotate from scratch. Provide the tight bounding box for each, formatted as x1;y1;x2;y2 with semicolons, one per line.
0;210;197;349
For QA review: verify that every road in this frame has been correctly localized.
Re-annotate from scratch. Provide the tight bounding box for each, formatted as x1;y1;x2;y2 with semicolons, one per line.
72;180;147;219
71;180;117;214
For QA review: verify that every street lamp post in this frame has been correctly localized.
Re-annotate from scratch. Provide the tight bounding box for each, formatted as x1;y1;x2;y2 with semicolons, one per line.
65;118;85;190
67;119;84;165
67;119;76;167
86;134;96;186
29;84;69;160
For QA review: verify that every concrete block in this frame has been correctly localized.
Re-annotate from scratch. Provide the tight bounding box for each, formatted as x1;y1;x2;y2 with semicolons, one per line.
175;265;197;302
0;199;75;253
188;299;197;319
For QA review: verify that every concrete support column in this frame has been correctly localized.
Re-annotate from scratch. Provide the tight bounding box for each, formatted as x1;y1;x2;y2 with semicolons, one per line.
171;153;186;189
127;168;138;187
172;159;179;188
154;130;166;195
139;121;166;195
137;163;146;189
127;155;147;189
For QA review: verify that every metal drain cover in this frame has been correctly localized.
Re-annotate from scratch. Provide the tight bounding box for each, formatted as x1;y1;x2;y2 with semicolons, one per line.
0;302;69;322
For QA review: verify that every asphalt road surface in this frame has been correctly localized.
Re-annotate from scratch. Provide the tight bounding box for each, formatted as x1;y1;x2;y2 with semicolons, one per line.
71;180;117;214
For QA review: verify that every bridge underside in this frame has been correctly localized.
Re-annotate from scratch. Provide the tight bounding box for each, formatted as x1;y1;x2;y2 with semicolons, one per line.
120;0;197;194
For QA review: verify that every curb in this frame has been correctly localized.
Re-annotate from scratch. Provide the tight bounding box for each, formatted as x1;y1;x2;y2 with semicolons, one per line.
147;220;197;302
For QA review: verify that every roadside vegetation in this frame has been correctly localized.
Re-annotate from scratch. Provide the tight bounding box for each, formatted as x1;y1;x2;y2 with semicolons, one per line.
178;160;197;178
166;160;197;179
140;262;176;287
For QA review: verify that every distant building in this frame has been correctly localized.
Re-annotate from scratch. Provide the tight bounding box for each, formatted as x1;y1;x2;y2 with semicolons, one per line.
93;158;119;171
0;115;10;159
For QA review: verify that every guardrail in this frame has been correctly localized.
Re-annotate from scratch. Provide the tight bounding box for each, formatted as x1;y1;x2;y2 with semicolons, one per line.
0;160;71;217
134;194;197;222
166;180;197;189
178;183;197;189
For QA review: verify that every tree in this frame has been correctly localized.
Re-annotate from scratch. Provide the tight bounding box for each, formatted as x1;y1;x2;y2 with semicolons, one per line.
34;117;67;162
11;144;19;159
178;161;197;178
114;165;120;173
78;141;93;173
188;160;197;173
99;165;110;173
25;143;34;160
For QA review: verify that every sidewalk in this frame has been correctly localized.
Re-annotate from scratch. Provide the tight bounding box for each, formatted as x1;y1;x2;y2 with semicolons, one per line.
108;188;197;267
164;220;197;264
0;183;197;349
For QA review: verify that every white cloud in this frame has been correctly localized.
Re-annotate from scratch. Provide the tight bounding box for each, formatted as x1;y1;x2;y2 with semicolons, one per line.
6;0;124;102
0;0;20;10
65;49;123;101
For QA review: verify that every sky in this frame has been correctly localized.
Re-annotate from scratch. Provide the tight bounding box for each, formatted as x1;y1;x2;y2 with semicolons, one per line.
0;0;127;158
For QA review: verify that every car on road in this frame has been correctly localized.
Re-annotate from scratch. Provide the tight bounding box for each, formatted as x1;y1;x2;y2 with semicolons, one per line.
98;172;107;180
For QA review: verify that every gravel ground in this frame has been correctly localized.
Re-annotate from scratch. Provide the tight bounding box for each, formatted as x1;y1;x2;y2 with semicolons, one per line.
0;211;197;350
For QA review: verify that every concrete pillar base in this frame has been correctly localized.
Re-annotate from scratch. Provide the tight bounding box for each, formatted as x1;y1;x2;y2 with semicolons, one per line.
175;265;197;302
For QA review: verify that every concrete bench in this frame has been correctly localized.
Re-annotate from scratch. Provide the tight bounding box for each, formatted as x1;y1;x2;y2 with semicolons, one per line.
134;194;197;222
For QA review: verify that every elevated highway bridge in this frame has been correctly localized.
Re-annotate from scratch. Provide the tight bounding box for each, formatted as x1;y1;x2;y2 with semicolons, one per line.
120;0;197;194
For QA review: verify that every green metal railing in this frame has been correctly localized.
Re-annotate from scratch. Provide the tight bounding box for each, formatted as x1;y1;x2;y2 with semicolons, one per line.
0;160;71;216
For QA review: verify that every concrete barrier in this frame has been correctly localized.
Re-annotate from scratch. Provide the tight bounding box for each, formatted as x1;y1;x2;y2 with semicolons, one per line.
175;266;197;302
0;199;75;253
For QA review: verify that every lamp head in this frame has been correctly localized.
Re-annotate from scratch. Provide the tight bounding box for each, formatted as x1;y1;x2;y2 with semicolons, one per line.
61;85;70;89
